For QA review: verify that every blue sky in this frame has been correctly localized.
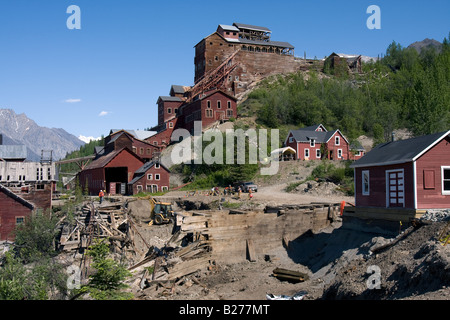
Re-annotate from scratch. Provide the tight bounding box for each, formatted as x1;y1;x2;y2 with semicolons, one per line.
0;0;449;141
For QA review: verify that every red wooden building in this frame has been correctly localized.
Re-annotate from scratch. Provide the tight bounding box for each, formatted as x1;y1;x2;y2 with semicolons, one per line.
78;147;145;196
350;130;450;210
0;184;34;241
285;124;361;161
128;161;171;195
177;89;237;134
104;129;161;161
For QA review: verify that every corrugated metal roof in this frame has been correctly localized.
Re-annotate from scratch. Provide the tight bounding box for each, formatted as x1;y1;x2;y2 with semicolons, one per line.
83;148;143;170
233;22;271;33
0;145;27;160
290;130;334;143
158;96;183;103
350;131;450;168
171;85;190;94
236;38;294;49
219;24;240;32
110;129;156;141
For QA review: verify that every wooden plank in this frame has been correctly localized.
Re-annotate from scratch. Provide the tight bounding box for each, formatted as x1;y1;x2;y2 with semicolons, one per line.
166;256;212;280
246;239;256;262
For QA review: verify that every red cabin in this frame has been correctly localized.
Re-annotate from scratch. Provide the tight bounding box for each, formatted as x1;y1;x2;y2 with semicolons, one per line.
351;130;450;210
128;161;171;195
285;124;355;160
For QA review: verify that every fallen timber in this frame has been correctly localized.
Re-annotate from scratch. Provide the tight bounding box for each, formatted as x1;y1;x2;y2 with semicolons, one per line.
58;202;133;252
132;202;340;291
174;202;341;263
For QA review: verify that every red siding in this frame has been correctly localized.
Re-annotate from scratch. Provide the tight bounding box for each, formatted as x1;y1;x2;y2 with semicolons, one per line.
355;162;415;209
146;118;178;148
79;149;144;196
415;136;450;209
181;91;237;134
0;192;33;241
158;100;183;127
106;150;145;184
285;130;350;161
325;131;349;160
130;165;170;195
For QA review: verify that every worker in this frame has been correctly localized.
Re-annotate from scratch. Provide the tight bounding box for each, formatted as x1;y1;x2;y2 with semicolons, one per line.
248;188;253;200
99;189;105;204
237;186;242;199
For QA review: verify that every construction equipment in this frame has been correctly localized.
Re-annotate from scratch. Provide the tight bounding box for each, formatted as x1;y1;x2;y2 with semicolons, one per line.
438;221;450;246
148;197;175;225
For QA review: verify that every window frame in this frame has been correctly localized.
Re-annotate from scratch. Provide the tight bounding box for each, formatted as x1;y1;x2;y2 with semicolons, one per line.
362;170;370;196
316;149;321;159
441;166;450;195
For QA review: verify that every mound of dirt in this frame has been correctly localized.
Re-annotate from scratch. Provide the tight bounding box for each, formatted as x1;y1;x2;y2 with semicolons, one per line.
322;221;450;300
291;180;344;197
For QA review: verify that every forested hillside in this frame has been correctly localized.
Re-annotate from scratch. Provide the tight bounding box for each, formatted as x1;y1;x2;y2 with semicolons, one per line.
60;138;104;173
240;35;450;145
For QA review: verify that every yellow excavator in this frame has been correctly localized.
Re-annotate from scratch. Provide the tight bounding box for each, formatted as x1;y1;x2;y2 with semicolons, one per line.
148;197;175;225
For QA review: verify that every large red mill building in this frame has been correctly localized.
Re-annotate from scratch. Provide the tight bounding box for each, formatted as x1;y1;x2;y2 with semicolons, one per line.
148;22;300;148
194;23;299;95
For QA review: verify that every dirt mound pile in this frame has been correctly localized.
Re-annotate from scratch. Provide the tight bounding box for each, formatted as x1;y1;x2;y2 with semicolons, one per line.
322;221;450;299
292;180;344;197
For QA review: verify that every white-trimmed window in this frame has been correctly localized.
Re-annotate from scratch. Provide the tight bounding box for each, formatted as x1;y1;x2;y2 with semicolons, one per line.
310;139;315;147
147;174;153;180
338;149;343;158
442;166;450;195
155;163;160;169
335;136;340;146
316;149;321;159
289;137;294;143
155;174;160;181
362;170;370;195
304;149;310;159
167;108;172;114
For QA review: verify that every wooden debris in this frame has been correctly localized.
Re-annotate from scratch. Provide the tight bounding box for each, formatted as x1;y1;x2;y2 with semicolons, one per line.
246;239;256;262
272;268;308;283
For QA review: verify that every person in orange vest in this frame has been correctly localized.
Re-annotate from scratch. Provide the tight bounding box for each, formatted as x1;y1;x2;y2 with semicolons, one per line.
248;188;253;200
99;189;105;204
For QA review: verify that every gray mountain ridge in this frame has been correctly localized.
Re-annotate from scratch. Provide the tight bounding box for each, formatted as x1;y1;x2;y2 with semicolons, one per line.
0;109;85;161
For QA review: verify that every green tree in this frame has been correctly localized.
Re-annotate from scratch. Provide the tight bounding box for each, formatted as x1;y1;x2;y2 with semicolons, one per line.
77;240;132;300
0;251;68;300
13;211;59;263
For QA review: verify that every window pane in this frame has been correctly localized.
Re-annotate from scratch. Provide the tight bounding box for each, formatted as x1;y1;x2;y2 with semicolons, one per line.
444;181;450;191
444;169;450;180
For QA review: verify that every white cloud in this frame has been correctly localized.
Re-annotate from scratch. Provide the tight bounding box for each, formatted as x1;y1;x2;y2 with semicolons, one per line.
64;98;82;103
78;135;101;143
98;111;109;117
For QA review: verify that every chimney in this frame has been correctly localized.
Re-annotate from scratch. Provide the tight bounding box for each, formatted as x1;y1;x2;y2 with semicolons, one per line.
391;132;395;142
